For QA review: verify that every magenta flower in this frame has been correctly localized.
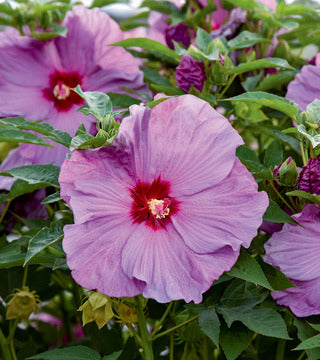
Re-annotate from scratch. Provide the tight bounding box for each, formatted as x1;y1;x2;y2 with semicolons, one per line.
59;95;268;303
298;157;320;195
0;5;147;189
286;65;320;110
175;55;206;93
165;23;192;50
264;204;320;316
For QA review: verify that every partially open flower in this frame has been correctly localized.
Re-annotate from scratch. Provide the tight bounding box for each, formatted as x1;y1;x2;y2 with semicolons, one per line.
175;55;206;93
6;287;40;322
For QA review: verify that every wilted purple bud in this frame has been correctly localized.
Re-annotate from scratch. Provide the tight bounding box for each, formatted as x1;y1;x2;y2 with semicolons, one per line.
165;23;191;50
211;8;246;40
175;55;206;93
298;157;320;194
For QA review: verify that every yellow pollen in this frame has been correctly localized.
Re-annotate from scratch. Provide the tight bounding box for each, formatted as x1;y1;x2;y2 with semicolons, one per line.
148;199;170;219
53;83;70;100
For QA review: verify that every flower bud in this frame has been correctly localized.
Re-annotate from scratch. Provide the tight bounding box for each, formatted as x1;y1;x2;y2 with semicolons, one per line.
6;287;40;322
278;157;298;187
114;302;138;325
298;157;320;194
175;55;206;93
78;292;114;329
165;23;192;50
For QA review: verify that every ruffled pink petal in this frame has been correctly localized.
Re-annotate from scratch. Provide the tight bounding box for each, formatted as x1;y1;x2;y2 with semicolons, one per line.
121;223;239;303
59;147;134;208
171;159;268;254
271;279;320;317
63;217;141;297
119;95;243;195
286;65;320;111
264;205;320;282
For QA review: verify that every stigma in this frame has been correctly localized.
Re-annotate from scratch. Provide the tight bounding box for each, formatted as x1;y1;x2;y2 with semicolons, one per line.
148;198;171;219
53;82;70;100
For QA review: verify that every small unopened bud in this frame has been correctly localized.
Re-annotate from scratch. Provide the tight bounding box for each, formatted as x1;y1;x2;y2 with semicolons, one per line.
278;157;298;187
298;157;320;194
6;287;40;321
114;302;138;325
78;292;114;329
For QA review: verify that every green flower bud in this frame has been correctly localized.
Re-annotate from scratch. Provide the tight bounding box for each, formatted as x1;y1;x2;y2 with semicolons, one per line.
6;287;40;322
278;157;298;187
78;292;114;329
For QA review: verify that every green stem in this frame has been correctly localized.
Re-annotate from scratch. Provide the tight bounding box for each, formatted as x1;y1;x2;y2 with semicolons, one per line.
0;328;12;360
299;138;308;166
135;296;154;360
127;323;142;346
22;266;28;288
276;339;286;360
297;350;306;360
217;74;237;100
153;315;199;340
169;332;174;360
0;201;11;224
181;343;188;360
270;182;295;213
151;302;174;337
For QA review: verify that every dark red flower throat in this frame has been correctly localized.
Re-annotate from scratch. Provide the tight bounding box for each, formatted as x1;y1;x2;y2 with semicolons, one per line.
130;177;179;230
43;71;84;112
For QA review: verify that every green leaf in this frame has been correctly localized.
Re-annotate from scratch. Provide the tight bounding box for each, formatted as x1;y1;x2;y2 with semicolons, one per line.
69;134;107;151
149;84;184;95
218;306;290;339
264;138;283;168
223;91;299;118
256;71;296;91
0;117;72;147
306;99;320;123
189;305;220;348
196;28;214;52
263;199;297;224
140;66;172;87
41;192;61;204
107;92;141;108
26;345;101;360
235;58;295;74
286;190;320;205
294;319;320;360
258;260;295;291
90;0;126;7
24;218;69;266
110;38;180;64
102;351;122;360
227;248;274;291
224;0;257;10
0;179;50;205
294;334;320;351
220;323;254;360
228;31;268;50
74;86;113;122
297;124;320;148
0;164;60;188
0;124;52;147
31;24;68;41
141;0;179;14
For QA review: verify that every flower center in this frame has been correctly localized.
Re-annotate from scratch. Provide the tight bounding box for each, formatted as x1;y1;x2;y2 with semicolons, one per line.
43;71;84;112
130;177;179;230
148;198;171;219
53;82;70;100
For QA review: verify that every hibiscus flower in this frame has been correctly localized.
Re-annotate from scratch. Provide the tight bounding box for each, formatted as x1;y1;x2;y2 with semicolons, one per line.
59;94;268;303
0;5;147;189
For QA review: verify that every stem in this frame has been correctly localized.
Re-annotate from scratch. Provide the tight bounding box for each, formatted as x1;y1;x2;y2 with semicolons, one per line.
169;332;174;360
270;182;295;213
22;266;28;288
297;350;306;360
276;339;286;360
217;74;237;100
135;296;154;360
127;323;142;346
153;315;199;340
0;328;12;360
0;201;11;224
151;302;174;337
299;139;308;166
